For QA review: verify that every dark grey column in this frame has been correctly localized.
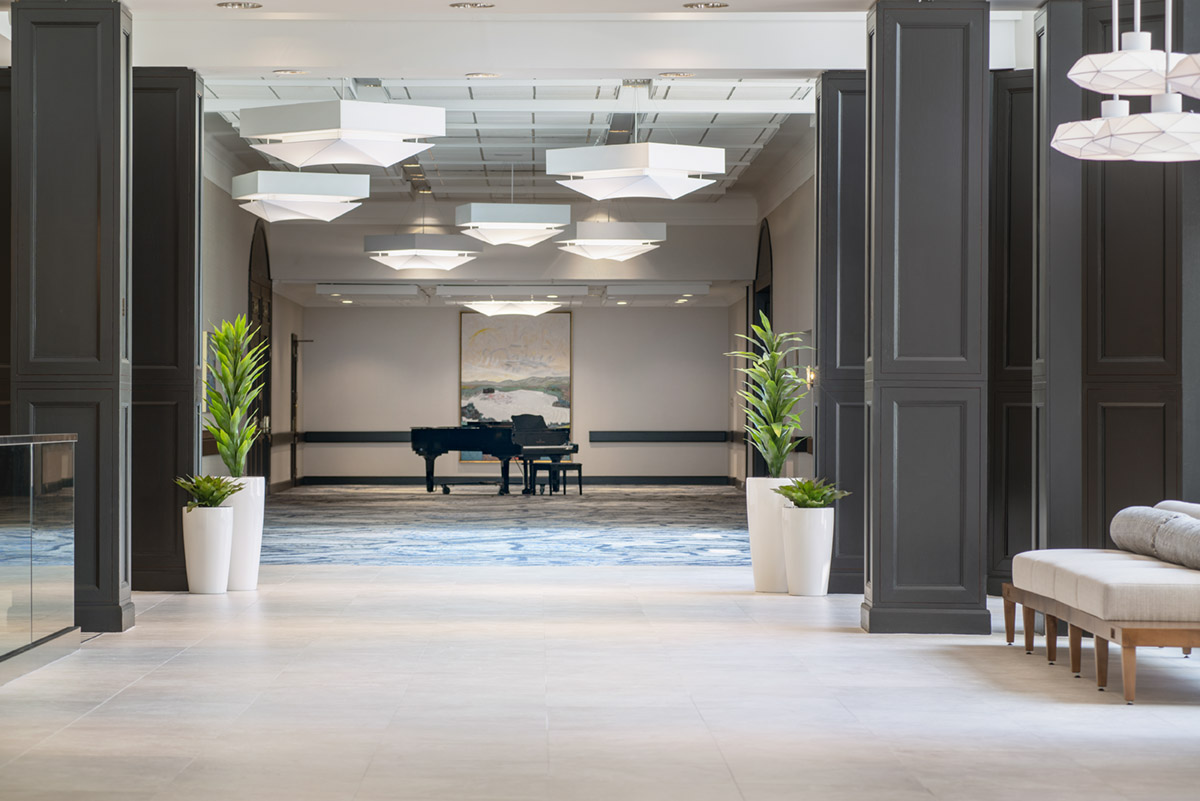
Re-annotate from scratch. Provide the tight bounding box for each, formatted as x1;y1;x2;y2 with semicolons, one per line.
11;1;134;632
862;0;991;634
1186;9;1200;502
814;70;867;595
987;69;1035;595
1035;1;1186;549
131;69;203;591
1033;1;1085;551
0;69;10;438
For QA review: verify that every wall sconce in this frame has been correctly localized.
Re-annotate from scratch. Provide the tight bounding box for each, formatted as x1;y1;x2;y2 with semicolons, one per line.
805;365;818;386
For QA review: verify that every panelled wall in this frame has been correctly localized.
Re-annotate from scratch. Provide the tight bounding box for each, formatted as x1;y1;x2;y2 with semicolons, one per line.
987;70;1035;594
1035;0;1188;553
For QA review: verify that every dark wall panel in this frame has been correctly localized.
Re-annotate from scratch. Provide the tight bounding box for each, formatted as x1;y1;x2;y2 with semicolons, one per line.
130;68;202;592
0;70;10;437
988;392;1033;594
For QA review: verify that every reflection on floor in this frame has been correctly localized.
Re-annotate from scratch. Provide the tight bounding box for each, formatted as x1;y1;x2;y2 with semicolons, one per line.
262;485;750;566
3;566;1200;800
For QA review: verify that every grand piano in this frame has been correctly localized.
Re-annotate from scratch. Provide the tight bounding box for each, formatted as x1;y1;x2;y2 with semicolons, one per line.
411;415;577;495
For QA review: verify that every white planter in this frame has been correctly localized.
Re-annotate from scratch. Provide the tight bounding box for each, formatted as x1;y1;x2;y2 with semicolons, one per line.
780;505;835;596
182;506;233;594
224;476;265;591
745;477;792;593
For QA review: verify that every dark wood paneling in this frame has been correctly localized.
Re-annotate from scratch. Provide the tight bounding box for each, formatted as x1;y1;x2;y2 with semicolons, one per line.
130;68;202;592
1086;388;1182;548
863;1;990;634
815;70;867;594
11;1;135;632
988;392;1033;595
0;69;10;437
987;69;1034;594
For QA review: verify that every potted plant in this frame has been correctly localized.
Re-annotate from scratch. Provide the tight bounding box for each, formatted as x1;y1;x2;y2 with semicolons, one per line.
727;312;810;593
773;479;851;596
176;475;243;594
206;314;269;591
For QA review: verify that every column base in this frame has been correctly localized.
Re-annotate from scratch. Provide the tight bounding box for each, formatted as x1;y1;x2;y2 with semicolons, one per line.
77;599;136;633
861;602;992;634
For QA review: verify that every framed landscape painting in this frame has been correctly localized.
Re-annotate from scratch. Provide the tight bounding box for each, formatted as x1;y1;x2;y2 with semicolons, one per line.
459;311;571;461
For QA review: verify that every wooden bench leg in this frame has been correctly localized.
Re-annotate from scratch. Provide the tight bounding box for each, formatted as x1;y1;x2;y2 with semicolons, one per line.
1069;624;1083;677
1095;636;1109;691
1023;605;1036;654
1046;615;1058;664
1004;598;1016;645
1121;645;1137;704
1184;646;1192;658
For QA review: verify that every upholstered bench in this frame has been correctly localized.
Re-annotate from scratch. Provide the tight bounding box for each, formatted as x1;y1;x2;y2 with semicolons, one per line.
1002;501;1200;703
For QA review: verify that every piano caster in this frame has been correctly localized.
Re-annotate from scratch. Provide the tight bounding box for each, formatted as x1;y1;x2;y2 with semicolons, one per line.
441;485;451;495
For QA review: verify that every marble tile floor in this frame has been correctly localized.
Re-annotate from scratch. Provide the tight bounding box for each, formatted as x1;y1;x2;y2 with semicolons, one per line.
3;565;1200;800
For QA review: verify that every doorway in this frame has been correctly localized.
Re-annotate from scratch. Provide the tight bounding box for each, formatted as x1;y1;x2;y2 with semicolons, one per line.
246;220;272;486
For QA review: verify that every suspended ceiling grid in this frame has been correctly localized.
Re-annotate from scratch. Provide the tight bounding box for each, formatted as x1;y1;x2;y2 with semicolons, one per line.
204;77;815;202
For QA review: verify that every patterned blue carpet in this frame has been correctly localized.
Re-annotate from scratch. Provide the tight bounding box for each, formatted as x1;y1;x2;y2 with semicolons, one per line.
262;485;749;566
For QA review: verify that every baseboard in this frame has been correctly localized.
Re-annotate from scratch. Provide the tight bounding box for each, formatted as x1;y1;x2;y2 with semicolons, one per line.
297;475;734;487
269;480;295;495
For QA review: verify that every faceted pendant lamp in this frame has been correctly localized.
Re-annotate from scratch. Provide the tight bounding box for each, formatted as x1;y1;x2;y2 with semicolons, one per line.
546;143;724;200
1099;92;1200;161
455;203;572;247
1051;100;1135;161
1068;31;1182;95
364;234;480;271
557;221;666;262
1168;54;1200;100
239;100;445;168
233;171;370;222
463;301;562;317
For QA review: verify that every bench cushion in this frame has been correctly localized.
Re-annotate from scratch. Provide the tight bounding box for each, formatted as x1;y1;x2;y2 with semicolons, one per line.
1012;549;1200;622
1112;505;1200;571
1156;500;1200;520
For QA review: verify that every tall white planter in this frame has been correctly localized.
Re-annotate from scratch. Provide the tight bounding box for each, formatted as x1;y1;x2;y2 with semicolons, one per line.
780;506;835;596
182;506;233;594
224;476;265;591
745;477;792;593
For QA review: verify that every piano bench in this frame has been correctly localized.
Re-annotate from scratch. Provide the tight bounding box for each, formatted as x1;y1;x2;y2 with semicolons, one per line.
534;461;583;495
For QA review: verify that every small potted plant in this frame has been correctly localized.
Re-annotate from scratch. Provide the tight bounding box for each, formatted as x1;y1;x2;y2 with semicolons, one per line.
175;475;243;594
727;312;810;592
206;315;269;591
773;479;850;596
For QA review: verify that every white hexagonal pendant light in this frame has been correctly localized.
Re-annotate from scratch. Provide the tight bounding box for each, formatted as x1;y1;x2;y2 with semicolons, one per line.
546;143;724;200
232;171;370;222
455;203;572;247
240;100;445;168
463;301;562;317
557;221;666;262
364;234;481;271
1068;31;1182;95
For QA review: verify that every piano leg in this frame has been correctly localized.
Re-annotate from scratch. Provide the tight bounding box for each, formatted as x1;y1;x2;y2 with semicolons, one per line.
424;455;437;493
499;458;511;495
522;457;536;495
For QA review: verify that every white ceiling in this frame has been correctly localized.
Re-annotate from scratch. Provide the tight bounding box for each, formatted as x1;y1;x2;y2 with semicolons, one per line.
207;77;813;202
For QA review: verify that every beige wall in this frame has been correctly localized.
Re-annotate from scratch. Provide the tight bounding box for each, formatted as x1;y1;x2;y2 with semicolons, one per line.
762;175;817;479
298;305;732;479
200;178;261;476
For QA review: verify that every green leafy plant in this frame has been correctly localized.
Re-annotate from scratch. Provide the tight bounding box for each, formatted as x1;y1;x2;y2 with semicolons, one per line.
175;475;244;512
205;315;269;478
727;311;811;478
773;478;850;509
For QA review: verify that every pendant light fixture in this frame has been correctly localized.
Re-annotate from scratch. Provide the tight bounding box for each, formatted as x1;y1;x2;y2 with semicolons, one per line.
463;300;562;317
1053;0;1200;162
547;142;724;200
557;221;666;262
455;168;571;247
239;99;445;168
364;234;480;271
233;171;370;222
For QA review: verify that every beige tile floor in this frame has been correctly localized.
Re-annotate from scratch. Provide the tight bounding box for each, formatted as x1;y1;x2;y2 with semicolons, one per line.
2;565;1200;801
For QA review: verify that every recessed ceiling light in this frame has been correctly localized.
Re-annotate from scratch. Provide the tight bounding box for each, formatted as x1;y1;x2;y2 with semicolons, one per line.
273;69;307;75
546;294;558;299
217;2;262;8
341;299;353;304
330;293;342;297
617;301;628;306
403;162;421;168
609;129;630;134
417;188;434;194
659;72;695;79
465;72;501;79
675;299;688;303
682;293;693;297
450;2;494;7
683;2;728;7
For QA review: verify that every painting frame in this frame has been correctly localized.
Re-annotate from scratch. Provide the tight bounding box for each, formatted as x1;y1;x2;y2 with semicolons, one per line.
458;310;573;462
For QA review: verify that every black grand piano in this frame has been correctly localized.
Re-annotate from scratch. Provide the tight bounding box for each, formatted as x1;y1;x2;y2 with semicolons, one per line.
411;414;578;495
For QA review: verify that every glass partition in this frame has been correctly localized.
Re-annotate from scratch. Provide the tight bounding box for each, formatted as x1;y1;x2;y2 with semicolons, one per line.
32;442;75;642
0;445;32;655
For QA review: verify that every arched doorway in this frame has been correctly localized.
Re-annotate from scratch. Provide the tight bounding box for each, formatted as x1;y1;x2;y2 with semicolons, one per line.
246;220;272;485
749;219;773;478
